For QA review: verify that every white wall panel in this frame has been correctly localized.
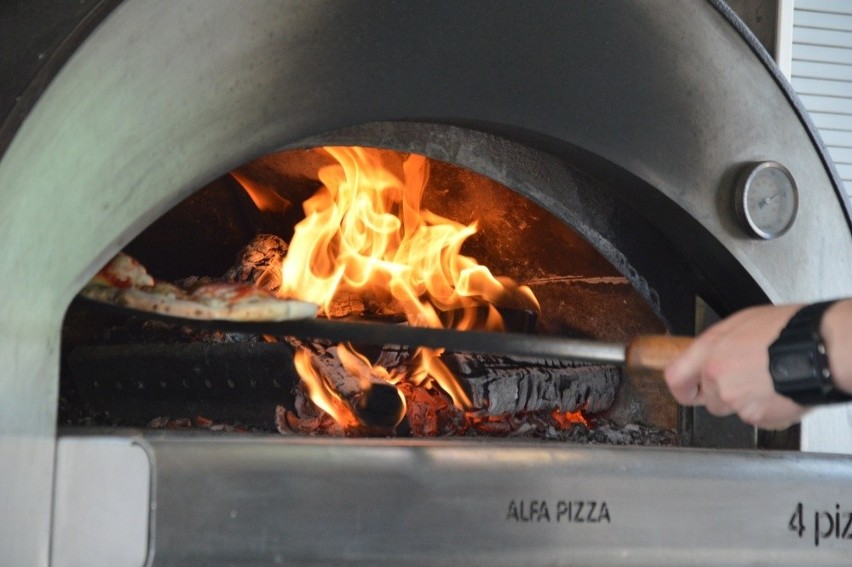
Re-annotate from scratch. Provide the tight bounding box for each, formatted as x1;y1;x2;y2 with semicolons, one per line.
796;0;852;15
792;0;852;195
791;59;852;80
808;111;852;130
795;9;852;30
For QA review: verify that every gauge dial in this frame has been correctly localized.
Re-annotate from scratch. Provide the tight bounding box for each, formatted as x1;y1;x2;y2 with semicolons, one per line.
735;161;798;240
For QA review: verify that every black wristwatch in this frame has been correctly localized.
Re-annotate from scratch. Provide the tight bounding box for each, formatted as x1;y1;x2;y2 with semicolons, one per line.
769;300;852;406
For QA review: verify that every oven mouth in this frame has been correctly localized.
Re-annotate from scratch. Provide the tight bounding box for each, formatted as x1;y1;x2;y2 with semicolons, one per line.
58;124;701;445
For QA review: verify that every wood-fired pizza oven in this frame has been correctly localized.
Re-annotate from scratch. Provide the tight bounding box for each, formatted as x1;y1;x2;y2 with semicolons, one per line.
2;1;852;565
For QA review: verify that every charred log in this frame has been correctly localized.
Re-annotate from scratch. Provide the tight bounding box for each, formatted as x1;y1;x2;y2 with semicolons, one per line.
286;337;406;431
286;339;620;422
442;352;620;415
224;233;288;293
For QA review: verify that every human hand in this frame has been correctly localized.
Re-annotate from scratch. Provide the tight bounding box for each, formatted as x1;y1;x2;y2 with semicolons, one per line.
664;304;808;430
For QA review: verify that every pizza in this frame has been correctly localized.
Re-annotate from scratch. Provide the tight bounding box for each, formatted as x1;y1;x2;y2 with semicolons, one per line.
89;252;155;289
80;252;317;321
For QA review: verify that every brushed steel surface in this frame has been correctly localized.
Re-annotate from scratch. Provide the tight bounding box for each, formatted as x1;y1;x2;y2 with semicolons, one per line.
125;434;852;566
2;1;852;563
51;437;151;567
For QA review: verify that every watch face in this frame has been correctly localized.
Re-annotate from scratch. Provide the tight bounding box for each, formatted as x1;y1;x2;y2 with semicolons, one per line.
736;161;799;240
771;352;816;382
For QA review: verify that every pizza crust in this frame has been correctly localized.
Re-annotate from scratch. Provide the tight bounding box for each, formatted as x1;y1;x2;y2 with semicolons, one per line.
81;253;317;322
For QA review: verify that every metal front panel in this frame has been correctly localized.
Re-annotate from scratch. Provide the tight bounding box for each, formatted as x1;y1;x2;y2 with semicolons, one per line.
51;437;151;567
117;434;852;566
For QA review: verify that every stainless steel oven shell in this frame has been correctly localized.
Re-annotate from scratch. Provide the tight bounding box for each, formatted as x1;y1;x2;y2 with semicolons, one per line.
2;1;852;565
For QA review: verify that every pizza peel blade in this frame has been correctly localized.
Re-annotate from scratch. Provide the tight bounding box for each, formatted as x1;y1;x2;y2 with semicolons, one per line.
76;296;691;376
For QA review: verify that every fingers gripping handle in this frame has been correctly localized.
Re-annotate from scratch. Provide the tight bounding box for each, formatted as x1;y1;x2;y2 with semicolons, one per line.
625;335;694;381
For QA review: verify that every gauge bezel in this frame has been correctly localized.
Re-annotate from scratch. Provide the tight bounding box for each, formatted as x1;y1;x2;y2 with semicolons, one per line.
734;161;799;240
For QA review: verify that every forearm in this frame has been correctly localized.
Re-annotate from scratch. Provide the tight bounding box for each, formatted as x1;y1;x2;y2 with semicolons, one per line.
821;298;852;395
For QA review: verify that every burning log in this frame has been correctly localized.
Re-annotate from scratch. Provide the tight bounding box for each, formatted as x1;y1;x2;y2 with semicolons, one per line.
224;233;289;293
442;352;620;416
225;234;407;320
283;334;619;435
286;338;406;431
286;335;619;430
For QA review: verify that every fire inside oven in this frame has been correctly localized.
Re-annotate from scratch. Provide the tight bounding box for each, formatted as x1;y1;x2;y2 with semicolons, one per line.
60;143;677;444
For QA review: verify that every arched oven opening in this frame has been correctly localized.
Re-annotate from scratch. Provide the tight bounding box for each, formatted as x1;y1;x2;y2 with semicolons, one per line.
61;123;710;444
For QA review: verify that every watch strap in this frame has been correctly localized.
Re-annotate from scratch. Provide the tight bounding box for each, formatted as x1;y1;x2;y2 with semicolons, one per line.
769;300;851;406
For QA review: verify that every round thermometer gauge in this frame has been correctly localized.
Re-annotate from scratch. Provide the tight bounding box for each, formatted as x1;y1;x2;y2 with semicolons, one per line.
735;161;798;240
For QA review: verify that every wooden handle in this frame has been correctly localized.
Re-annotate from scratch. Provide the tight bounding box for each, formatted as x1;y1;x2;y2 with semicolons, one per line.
624;334;694;381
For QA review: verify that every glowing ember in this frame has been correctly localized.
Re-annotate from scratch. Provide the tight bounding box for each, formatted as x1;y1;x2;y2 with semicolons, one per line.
245;146;541;429
552;408;590;429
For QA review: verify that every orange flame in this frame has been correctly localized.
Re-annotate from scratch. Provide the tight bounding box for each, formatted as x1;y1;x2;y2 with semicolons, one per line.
336;344;377;391
293;349;359;428
231;170;293;214
269;147;539;422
